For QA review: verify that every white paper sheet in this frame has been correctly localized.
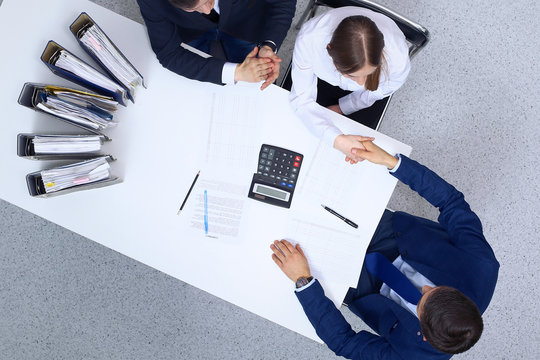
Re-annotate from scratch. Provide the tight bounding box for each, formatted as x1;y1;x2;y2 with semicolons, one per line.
205;92;261;169
299;141;370;210
183;170;249;241
284;217;369;289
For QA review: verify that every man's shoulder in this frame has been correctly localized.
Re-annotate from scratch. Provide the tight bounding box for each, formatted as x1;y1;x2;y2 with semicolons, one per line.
137;0;183;18
352;295;451;359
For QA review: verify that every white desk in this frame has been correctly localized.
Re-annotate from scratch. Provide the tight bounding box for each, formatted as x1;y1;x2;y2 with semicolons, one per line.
0;0;411;342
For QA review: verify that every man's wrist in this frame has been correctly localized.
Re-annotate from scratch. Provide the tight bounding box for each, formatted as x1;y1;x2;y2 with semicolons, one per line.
385;154;399;170
258;40;277;53
295;275;313;288
233;63;245;82
258;46;274;59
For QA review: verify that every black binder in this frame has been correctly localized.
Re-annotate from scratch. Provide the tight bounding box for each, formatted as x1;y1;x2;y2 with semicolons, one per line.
17;82;116;135
40;40;128;105
70;12;146;103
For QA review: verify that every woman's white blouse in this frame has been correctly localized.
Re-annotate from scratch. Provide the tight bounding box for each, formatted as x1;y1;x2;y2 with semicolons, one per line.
289;7;410;145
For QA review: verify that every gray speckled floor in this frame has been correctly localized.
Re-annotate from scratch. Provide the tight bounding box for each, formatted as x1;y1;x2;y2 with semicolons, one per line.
1;0;539;359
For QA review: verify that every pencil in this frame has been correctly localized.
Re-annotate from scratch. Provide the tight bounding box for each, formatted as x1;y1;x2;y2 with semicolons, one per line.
177;171;200;215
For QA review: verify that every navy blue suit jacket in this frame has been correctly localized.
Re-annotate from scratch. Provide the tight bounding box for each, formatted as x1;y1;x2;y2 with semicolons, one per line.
296;155;499;359
137;0;296;84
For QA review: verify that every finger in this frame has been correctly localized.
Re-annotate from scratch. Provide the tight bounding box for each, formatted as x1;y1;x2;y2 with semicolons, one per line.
345;156;351;162
356;136;375;141
360;140;375;149
258;67;272;76
296;244;305;257
270;243;282;257
353;149;368;160
256;62;272;70
247;46;258;58
271;242;286;258
280;239;295;254
271;253;283;267
256;57;273;64
267;69;279;82
260;79;271;90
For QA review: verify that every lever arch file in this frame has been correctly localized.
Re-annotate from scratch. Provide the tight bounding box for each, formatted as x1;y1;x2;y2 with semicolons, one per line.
41;40;128;105
70;12;146;103
18;82;117;134
26;155;121;197
17;133;109;160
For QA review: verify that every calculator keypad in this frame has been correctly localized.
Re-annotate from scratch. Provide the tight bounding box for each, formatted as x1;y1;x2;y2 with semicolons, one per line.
257;145;303;189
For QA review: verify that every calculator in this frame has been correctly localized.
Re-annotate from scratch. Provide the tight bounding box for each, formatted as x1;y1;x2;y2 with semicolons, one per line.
248;144;303;208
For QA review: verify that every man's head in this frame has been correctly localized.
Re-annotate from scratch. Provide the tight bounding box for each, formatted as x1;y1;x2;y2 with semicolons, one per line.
168;0;215;14
418;286;483;354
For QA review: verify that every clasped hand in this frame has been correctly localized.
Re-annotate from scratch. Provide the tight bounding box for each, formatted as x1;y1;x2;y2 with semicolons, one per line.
336;138;399;169
333;134;374;164
234;46;281;90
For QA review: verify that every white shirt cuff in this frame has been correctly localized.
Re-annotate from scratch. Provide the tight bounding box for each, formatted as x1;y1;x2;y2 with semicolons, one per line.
222;62;237;85
294;278;316;292
323;126;343;148
389;154;402;173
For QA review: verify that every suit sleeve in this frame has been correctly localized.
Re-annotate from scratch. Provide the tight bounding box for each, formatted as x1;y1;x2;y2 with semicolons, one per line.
137;0;226;84
391;155;496;258
260;0;297;48
296;280;403;360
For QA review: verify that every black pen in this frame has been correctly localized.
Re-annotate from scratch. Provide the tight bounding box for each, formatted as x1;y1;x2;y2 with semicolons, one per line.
177;171;200;215
321;204;358;229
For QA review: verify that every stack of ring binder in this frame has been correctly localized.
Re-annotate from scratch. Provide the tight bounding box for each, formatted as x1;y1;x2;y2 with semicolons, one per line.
18;12;146;198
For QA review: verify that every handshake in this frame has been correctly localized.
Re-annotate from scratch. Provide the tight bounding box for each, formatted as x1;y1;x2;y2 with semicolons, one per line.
333;134;399;169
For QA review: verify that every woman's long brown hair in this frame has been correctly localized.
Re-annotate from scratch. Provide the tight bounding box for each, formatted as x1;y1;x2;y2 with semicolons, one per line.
327;16;386;91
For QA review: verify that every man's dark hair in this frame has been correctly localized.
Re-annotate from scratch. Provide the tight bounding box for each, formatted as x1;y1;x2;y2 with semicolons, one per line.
420;286;483;354
168;0;199;10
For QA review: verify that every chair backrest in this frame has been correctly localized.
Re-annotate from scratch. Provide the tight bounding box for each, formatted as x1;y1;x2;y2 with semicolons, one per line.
316;0;430;57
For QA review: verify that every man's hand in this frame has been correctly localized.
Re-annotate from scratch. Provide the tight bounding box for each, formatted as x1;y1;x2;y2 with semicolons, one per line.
350;140;398;169
234;46;273;83
333;134;375;164
270;239;311;283
258;45;281;90
327;104;343;114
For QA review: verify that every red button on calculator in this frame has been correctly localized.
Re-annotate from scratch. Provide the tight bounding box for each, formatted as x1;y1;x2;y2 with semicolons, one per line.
295;156;301;161
293;162;300;167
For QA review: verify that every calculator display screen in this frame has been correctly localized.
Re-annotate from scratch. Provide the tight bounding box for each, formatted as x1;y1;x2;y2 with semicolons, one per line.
254;184;290;201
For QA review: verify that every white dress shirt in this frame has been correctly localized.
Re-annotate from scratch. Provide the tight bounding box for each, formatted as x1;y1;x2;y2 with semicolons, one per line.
380;255;436;317
289;7;411;146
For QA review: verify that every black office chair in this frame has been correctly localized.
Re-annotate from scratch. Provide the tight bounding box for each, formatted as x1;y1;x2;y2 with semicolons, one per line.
280;0;429;131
